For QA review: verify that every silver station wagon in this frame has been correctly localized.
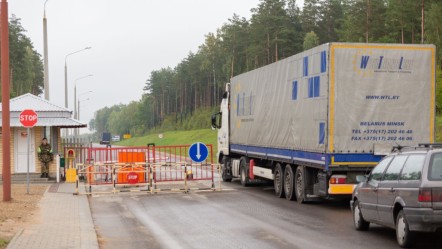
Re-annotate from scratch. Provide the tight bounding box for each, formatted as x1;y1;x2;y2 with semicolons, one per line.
351;144;442;248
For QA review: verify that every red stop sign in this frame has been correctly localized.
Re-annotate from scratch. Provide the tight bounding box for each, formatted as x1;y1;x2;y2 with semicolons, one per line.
19;109;38;128
127;172;139;184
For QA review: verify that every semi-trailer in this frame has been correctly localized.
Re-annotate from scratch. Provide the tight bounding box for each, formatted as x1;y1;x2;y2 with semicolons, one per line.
212;43;436;202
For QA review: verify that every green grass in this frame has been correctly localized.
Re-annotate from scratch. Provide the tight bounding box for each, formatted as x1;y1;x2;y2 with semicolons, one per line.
117;129;216;147
437;116;442;142
0;239;8;248
116;129;218;161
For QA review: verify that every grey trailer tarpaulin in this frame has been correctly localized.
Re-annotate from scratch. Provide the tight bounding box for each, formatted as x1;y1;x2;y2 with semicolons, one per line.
230;43;435;161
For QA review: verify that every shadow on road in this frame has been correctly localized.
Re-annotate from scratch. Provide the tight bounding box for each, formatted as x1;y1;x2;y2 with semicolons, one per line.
367;226;442;249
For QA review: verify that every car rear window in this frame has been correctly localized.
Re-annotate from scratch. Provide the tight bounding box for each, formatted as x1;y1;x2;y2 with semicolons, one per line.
429;153;442;180
400;154;425;181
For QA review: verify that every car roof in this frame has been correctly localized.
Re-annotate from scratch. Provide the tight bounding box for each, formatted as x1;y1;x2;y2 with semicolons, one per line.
389;144;442;157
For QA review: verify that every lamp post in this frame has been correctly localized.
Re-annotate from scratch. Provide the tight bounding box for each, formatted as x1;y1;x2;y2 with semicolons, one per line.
43;0;49;100
78;98;90;135
75;91;92;136
74;74;93;120
2;0;11;202
64;47;91;108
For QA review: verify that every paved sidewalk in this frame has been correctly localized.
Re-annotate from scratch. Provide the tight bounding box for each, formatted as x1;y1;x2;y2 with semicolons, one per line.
7;183;99;249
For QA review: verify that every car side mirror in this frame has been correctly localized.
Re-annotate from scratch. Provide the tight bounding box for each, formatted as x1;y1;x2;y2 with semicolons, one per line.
356;175;367;183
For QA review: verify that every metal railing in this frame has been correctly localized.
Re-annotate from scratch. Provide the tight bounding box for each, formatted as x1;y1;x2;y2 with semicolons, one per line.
75;162;220;195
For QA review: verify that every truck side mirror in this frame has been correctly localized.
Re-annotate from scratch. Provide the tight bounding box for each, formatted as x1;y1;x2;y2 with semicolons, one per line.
211;112;222;129
211;114;217;129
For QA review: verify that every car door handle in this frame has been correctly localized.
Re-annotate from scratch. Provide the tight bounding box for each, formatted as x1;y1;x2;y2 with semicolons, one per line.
389;188;395;193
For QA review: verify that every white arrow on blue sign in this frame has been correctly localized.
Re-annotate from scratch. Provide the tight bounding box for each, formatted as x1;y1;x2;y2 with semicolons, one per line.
188;142;209;163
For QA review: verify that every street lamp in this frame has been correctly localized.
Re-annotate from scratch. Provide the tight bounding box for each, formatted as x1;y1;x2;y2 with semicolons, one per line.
64;46;91;108
42;0;51;140
78;98;90;123
74;74;93;119
75;91;94;120
75;90;92;137
43;0;49;100
77;96;92;136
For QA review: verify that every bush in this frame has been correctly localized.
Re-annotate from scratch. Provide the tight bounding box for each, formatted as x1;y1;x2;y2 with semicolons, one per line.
147;107;218;134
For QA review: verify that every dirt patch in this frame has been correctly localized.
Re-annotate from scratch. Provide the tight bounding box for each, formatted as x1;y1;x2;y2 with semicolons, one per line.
0;184;48;249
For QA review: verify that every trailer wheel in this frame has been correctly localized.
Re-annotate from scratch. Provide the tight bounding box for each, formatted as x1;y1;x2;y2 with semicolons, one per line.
295;166;305;203
240;159;250;187
284;164;296;201
221;156;232;182
274;163;285;198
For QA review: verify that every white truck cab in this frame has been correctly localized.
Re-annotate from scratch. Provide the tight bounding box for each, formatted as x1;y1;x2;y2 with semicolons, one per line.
211;83;230;163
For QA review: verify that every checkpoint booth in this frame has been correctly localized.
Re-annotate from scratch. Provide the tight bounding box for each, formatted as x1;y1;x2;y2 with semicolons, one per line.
0;93;86;179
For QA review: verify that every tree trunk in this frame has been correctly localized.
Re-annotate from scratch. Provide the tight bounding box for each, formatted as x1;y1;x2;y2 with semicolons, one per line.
412;26;415;43
213;63;216;107
275;34;279;62
366;0;370;43
400;0;404;44
421;0;424;44
161;92;164;121
194;86;197;113
230;54;235;79
267;32;270;64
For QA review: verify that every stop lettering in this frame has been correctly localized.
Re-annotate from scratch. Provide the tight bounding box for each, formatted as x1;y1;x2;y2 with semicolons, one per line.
19;109;38;128
127;172;139;184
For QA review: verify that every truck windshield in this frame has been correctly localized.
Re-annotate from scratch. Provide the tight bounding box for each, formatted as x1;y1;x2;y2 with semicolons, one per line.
429;153;442;180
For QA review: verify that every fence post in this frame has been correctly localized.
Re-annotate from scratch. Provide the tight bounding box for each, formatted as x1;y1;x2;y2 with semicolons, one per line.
75;168;79;195
147;143;156;163
218;164;222;191
154;165;157;192
87;165;92;193
184;164;188;193
149;164;153;194
56;154;60;183
113;164;116;194
211;163;215;189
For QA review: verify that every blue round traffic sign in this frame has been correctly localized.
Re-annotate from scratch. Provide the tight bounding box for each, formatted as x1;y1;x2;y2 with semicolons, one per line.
188;142;209;163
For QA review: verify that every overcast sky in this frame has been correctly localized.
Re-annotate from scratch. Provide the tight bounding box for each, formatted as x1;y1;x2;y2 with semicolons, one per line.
9;0;303;133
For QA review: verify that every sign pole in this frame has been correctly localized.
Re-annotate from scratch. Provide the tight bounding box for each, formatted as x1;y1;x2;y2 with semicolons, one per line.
26;127;30;194
19;109;38;194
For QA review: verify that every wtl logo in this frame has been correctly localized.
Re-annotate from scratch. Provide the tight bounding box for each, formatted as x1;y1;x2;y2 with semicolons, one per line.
353;49;413;76
359;55;411;70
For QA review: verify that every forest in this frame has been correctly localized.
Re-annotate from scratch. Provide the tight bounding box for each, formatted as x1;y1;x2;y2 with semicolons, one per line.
0;15;44;101
90;0;442;137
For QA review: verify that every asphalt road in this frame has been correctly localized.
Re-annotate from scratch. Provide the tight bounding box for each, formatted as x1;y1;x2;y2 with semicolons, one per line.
89;180;442;249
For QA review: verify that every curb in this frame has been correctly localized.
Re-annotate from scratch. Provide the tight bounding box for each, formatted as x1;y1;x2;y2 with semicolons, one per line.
6;228;24;249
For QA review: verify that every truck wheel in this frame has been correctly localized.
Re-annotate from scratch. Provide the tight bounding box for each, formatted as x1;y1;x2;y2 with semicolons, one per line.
284;164;296;201
274;163;285;198
221;157;232;182
295;166;305;203
240;159;250;187
353;200;369;231
396;210;414;248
